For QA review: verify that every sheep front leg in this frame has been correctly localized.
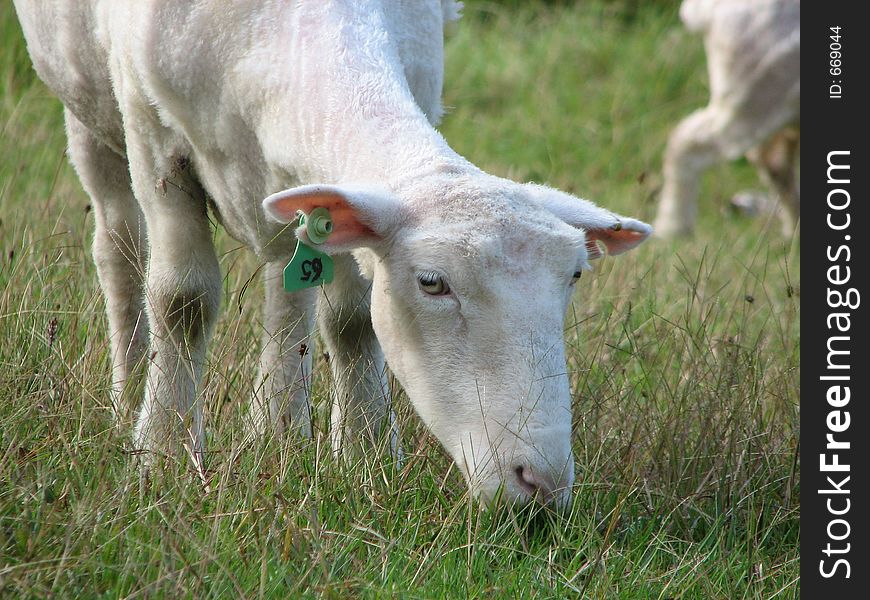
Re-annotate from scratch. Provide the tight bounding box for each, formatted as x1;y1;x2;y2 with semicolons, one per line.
318;255;399;461
251;261;317;437
124;136;221;463
654;107;727;238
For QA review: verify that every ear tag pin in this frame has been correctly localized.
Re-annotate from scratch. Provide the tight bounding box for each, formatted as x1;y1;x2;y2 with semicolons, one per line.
283;207;335;292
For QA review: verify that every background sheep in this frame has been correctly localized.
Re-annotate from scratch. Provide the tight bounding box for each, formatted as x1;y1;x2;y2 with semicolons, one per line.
653;0;800;237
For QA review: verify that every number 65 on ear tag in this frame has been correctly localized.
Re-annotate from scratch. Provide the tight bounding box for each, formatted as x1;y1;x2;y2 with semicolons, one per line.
283;208;335;292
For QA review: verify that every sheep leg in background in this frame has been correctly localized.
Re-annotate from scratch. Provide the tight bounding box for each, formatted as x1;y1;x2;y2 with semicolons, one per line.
317;254;398;461
251;263;318;437
746;127;800;236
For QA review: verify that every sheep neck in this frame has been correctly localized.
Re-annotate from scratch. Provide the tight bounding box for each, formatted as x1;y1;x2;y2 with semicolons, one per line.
258;5;475;190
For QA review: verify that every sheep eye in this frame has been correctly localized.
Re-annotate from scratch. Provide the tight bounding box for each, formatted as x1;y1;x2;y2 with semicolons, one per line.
418;272;450;296
571;270;583;284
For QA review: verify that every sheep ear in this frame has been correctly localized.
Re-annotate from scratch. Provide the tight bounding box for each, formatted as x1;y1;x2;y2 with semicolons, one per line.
263;184;402;253
525;184;652;259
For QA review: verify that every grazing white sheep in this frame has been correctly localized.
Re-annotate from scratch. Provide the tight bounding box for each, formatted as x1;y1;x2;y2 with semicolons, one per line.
13;0;650;508
653;0;800;237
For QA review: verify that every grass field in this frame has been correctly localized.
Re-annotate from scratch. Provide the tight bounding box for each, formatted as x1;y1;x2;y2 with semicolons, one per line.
1;1;799;598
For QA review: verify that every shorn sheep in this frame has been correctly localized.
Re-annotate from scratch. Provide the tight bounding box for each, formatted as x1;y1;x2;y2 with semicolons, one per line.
653;0;799;237
13;0;651;508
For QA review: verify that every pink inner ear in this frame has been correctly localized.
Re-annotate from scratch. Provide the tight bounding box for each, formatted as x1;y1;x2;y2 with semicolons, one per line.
585;239;604;260
268;190;377;245
586;225;649;256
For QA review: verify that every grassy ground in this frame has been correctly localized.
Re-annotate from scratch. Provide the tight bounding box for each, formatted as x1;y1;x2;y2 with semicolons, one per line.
1;1;799;598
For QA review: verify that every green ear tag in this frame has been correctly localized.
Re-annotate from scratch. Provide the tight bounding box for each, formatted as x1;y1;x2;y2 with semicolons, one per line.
283;208;335;292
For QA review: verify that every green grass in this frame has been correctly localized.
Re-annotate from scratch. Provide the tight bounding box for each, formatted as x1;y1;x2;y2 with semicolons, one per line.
1;1;799;598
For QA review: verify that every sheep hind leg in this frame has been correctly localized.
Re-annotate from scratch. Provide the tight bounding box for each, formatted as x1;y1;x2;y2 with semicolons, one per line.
65;110;148;425
747;127;800;237
250;261;317;438
318;255;400;463
121;127;221;465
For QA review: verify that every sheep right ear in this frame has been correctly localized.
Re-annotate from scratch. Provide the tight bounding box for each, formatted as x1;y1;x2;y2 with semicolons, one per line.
525;184;652;259
263;184;403;253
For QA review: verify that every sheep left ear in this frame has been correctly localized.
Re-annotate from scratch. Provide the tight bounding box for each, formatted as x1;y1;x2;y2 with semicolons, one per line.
525;184;652;259
263;184;402;253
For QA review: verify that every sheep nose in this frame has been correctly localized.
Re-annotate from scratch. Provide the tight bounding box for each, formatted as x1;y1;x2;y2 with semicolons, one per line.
514;464;572;506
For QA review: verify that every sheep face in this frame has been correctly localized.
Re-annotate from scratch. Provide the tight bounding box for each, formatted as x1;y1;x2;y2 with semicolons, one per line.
264;178;651;508
369;219;581;508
